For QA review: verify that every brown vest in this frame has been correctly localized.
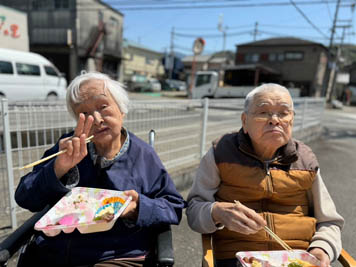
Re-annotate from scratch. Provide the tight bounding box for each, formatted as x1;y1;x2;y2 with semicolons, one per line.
212;130;318;259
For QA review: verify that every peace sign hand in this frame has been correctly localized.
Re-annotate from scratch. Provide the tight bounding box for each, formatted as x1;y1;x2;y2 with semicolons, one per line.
54;113;94;179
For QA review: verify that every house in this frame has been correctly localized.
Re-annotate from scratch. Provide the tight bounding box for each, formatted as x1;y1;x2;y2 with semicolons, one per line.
123;39;164;83
235;37;329;96
2;0;124;82
0;5;29;51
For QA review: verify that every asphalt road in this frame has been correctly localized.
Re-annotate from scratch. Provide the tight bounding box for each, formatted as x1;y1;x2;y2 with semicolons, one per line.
171;106;356;267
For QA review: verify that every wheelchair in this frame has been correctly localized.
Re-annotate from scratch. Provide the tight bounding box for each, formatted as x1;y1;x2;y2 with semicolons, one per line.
0;130;174;267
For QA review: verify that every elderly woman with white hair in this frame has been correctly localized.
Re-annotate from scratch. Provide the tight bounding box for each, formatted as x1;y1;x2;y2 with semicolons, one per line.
15;72;185;267
186;83;344;267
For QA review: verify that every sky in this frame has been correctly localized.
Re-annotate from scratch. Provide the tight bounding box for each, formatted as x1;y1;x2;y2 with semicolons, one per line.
103;0;356;56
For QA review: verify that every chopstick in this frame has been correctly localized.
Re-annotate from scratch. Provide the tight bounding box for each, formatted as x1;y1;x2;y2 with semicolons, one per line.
263;226;293;251
18;135;94;170
234;200;293;252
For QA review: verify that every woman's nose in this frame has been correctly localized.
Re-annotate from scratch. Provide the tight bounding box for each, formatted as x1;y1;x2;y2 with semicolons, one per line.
93;111;103;125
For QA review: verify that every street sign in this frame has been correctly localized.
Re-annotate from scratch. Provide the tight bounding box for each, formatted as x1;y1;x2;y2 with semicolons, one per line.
192;37;205;55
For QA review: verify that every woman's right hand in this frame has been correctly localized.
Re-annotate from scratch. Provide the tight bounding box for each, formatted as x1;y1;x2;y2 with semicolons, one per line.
54;113;94;179
212;201;266;234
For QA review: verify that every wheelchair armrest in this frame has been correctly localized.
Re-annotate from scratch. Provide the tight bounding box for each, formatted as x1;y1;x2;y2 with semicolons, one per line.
156;224;174;267
0;206;49;265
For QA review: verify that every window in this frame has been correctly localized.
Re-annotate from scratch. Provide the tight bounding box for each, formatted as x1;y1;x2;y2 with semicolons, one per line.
55;0;69;9
285;51;304;61
16;63;41;76
145;57;154;65
245;53;260;63
268;53;277;62
277;53;284;61
196;74;211;87
0;61;14;74
32;0;51;9
44;66;58;76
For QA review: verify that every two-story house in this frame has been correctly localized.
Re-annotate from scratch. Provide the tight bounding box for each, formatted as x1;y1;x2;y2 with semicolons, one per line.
2;0;124;82
235;37;329;96
123;39;164;83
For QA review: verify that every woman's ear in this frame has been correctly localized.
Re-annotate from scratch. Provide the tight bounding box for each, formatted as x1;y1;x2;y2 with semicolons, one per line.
241;112;248;134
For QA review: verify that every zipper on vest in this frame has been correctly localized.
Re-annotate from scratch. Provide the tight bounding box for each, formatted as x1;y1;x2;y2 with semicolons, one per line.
266;213;273;250
264;162;273;196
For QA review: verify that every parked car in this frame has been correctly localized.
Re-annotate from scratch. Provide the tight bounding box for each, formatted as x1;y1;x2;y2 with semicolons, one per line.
132;78;161;92
0;48;67;102
162;79;187;91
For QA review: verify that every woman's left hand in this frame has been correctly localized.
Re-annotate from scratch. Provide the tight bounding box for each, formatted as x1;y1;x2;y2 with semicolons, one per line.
121;190;139;221
308;247;330;267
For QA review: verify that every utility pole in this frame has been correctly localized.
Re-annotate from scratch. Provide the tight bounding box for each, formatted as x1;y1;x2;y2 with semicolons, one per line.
326;25;350;102
253;22;259;41
323;0;341;100
218;14;227;51
169;27;175;79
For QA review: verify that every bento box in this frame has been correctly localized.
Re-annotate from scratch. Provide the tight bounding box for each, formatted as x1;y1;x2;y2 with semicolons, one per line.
34;187;132;236
236;250;320;267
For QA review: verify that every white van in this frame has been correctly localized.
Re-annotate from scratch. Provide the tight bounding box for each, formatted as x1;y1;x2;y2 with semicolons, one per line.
0;48;67;102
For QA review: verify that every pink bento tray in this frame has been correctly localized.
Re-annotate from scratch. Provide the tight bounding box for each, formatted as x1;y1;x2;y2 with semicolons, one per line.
34;187;132;236
236;250;320;267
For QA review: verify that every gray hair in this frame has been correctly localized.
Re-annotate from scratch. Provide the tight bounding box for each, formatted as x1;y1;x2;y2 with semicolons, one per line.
66;71;129;120
244;83;293;113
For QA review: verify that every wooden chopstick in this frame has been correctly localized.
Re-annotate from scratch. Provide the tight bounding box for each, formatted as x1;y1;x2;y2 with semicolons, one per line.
18;135;94;170
263;226;293;251
234;200;293;252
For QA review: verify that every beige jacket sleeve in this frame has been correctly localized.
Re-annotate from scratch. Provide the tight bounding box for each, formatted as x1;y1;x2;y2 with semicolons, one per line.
186;147;221;233
308;169;344;262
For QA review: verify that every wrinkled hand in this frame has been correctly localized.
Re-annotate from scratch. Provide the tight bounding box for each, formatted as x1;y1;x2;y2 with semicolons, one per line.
54;113;93;178
309;248;330;267
212;201;266;234
121;190;139;221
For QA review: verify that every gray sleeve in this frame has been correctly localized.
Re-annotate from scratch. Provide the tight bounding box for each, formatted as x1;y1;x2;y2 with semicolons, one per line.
308;169;344;262
186;148;221;233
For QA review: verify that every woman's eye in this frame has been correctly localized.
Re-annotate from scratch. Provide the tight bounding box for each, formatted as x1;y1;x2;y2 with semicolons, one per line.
101;105;108;110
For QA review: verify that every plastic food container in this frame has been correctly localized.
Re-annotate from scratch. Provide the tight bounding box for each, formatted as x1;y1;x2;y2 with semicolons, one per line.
236;250;320;267
34;187;132;236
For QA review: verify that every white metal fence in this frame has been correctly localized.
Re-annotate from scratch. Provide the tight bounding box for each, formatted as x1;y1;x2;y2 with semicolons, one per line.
0;97;325;230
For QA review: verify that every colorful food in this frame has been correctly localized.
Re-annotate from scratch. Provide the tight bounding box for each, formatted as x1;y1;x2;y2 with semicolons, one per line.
94;201;123;221
288;259;318;267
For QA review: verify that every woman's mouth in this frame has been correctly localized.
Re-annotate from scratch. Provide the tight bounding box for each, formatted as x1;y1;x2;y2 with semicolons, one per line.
95;127;109;135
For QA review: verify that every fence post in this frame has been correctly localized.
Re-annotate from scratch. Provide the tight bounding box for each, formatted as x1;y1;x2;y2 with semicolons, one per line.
1;99;17;230
301;98;307;136
200;98;209;158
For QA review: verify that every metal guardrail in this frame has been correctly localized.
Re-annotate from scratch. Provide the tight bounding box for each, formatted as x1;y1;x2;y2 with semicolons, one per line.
0;97;325;230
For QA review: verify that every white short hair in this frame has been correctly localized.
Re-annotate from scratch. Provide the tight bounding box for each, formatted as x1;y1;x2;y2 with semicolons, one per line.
244;83;293;113
66;71;129;120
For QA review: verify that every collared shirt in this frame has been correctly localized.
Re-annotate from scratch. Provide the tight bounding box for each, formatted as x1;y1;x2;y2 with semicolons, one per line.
65;128;130;188
88;127;130;169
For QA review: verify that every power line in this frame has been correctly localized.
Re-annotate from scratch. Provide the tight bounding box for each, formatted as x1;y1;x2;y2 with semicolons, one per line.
90;0;355;11
323;0;334;22
104;0;248;6
259;23;330;29
175;30;252;38
289;0;329;38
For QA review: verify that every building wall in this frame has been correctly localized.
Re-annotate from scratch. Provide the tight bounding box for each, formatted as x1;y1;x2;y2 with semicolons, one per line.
123;45;164;81
0;5;29;51
236;44;327;96
1;0;124;82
